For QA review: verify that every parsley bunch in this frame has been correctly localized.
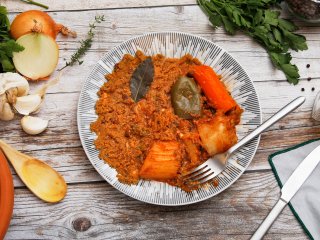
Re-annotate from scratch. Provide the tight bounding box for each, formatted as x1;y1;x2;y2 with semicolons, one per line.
198;0;308;84
0;6;24;73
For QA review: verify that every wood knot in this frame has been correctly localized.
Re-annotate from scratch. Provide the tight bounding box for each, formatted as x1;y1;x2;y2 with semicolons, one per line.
72;217;91;232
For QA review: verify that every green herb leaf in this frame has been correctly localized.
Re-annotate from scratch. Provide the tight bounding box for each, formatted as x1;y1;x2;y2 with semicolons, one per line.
0;54;15;72
282;30;308;51
130;57;154;102
263;10;279;26
269;51;291;68
253;10;263;26
209;15;223;27
0;5;25;73
272;27;282;42
278;19;298;32
269;51;300;85
221;16;236;35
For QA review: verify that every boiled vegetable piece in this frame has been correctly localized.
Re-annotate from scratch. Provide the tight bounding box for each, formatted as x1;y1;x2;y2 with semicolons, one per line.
139;141;181;181
171;76;202;119
196;113;238;157
182;138;200;165
192;65;237;112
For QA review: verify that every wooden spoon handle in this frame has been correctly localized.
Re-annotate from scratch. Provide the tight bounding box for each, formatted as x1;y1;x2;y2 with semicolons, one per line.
0;140;31;171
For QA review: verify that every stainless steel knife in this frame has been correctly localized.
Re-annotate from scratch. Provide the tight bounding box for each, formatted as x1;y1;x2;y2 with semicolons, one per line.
251;144;320;240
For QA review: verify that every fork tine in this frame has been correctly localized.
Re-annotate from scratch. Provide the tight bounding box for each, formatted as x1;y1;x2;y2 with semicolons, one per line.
198;174;217;185
190;170;215;182
183;162;208;176
184;167;211;181
183;165;208;178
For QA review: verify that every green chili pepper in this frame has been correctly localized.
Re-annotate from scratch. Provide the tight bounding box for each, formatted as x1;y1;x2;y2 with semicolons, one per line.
171;76;202;119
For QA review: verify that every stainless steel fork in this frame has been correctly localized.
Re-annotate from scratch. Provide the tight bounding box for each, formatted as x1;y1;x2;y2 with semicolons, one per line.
184;96;306;184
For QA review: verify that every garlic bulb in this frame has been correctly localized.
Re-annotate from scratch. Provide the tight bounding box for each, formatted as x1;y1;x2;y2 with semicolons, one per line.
0;102;15;121
0;72;29;96
0;91;14;121
0;73;30;121
21;116;48;135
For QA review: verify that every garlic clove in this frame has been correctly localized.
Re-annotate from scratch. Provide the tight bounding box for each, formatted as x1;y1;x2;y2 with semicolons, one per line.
14;94;42;115
0;102;15;121
0;93;6;111
21;116;48;135
6;88;18;104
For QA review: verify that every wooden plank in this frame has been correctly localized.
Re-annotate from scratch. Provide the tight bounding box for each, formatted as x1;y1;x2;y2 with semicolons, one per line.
6;118;320;187
3;80;319;132
4;0;196;12
2;3;316;240
1;78;319;187
5;113;320;187
5;172;307;240
45;50;320;95
5;6;318;95
0;81;317;133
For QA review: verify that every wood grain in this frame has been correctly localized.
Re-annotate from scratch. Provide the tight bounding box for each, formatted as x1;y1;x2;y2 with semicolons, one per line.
1;87;319;188
4;0;196;12
5;172;306;240
3;1;318;239
5;5;319;94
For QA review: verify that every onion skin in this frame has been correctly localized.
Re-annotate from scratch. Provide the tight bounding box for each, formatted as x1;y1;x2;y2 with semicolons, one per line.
0;150;14;239
10;10;76;40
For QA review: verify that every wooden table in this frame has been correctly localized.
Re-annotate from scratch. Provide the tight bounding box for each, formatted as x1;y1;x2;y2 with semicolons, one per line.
3;1;320;239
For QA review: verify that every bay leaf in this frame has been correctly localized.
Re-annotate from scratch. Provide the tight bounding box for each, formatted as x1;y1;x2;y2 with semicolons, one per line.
130;57;154;102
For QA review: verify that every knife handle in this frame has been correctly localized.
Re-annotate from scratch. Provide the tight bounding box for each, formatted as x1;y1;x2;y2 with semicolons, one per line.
250;198;287;240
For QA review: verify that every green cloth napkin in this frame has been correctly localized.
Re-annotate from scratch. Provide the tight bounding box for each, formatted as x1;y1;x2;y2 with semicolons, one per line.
269;138;320;240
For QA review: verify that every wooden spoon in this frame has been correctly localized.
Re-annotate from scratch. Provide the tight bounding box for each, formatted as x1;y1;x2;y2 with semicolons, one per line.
0;140;67;203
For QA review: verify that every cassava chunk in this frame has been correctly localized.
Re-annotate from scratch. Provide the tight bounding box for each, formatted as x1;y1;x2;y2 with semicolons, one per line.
139;141;181;181
196;113;238;157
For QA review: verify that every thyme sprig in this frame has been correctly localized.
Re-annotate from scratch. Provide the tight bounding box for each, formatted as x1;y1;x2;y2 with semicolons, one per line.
59;15;105;71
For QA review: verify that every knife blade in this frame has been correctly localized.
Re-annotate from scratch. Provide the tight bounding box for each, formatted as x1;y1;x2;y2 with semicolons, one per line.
281;144;320;202
251;144;320;240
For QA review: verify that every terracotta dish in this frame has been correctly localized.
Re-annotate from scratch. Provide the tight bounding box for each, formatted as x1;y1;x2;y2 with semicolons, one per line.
0;149;14;239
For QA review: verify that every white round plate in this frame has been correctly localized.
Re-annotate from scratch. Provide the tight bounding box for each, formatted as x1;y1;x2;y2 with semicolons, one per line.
77;32;262;206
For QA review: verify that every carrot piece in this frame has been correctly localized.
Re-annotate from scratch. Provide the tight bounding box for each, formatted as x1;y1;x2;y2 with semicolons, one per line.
0;150;14;239
192;65;237;112
139;141;181;181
